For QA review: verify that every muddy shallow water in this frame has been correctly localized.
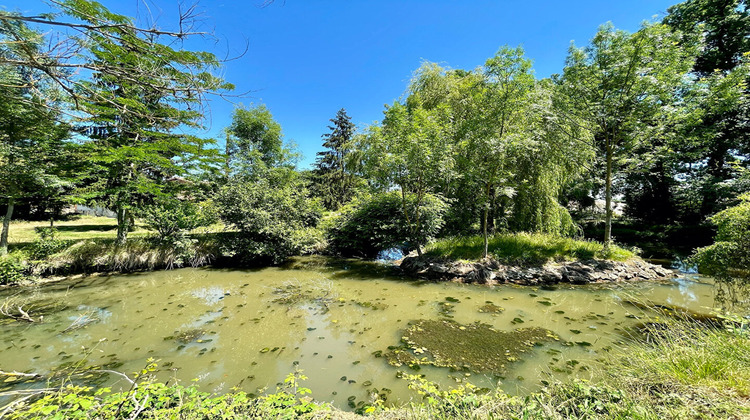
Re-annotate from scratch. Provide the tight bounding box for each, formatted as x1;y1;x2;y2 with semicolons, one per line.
0;256;717;409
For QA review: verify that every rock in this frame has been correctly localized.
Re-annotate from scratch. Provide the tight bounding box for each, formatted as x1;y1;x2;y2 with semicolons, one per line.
398;255;675;286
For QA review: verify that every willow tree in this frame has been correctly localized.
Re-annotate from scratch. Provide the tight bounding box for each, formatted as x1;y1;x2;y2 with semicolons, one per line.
559;23;695;249
506;80;594;234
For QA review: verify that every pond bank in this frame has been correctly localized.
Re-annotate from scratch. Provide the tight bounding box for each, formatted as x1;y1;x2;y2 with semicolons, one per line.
399;256;675;285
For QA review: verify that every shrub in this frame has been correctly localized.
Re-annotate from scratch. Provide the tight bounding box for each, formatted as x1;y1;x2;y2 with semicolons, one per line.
327;192;448;258
692;193;750;277
0;253;27;285
28;227;68;260
142;198;217;244
216;172;323;265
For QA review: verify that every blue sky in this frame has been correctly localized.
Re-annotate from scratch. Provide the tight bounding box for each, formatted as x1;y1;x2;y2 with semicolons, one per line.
15;0;679;167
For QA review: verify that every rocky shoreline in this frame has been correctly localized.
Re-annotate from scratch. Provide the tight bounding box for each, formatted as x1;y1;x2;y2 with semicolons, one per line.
399;256;675;285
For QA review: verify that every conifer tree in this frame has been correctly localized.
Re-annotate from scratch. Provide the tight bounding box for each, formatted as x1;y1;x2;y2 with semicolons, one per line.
313;108;357;210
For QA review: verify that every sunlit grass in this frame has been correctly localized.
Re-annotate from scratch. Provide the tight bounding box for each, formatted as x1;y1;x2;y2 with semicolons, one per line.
6;216;226;249
6;216;147;246
614;321;750;396
425;232;636;264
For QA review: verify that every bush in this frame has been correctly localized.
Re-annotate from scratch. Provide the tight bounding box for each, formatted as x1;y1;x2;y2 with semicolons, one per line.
0;253;27;285
28;227;67;260
327;192;448;258
216;172;323;264
142;198;217;244
692;193;750;277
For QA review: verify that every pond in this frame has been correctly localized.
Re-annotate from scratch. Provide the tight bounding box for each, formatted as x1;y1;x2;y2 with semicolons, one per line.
0;256;719;409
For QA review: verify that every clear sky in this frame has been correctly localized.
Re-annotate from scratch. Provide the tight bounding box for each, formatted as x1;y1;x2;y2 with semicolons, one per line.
14;0;680;167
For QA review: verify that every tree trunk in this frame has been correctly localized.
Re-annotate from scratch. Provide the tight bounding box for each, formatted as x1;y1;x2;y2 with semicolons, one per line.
116;206;130;245
483;183;490;259
604;137;613;251
487;186;496;234
0;198;14;256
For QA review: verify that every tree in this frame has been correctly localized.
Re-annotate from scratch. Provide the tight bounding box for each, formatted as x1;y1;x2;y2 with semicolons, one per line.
0;0;232;121
0;21;69;255
665;0;750;219
218;103;318;264
505;80;594;235
664;0;750;76
225;104;286;176
312;108;358;210
32;0;231;245
465;47;536;258
75;42;223;244
559;23;695;249
362;96;453;256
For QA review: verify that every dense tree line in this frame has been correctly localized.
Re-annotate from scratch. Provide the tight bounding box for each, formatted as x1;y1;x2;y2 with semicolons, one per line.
2;0;750;271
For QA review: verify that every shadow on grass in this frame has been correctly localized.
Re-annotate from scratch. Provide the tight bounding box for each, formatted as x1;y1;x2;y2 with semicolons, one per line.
54;224;118;233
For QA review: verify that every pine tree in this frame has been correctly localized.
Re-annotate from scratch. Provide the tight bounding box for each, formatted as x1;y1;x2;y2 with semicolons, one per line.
313;108;356;210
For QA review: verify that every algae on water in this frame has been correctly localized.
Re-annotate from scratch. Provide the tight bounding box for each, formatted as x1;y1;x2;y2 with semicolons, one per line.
385;319;560;374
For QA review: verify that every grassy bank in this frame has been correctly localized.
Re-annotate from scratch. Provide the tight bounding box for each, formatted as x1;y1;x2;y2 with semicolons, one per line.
3;320;748;419
0;216;227;285
425;232;636;265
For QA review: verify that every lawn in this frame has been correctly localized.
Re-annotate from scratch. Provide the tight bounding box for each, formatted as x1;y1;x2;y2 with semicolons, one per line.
5;216;150;247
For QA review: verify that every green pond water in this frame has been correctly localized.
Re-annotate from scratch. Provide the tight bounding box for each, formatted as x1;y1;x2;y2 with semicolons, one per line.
0;256;719;409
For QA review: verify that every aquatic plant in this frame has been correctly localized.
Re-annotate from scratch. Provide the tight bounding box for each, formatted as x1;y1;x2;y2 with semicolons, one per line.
270;280;335;313
385;319;560;373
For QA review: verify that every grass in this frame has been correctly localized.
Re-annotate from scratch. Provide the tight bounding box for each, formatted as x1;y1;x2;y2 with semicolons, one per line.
425;232;636;264
5;215;226;248
613;322;750;396
5;216;149;248
0;216;226;281
31;237;219;275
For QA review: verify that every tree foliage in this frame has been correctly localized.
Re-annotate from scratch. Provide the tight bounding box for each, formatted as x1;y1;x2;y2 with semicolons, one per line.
311;108;359;210
216;169;322;264
665;1;750;219
0;20;69;255
558;23;695;248
0;0;233;120
226;104;286;175
327;192;448;258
